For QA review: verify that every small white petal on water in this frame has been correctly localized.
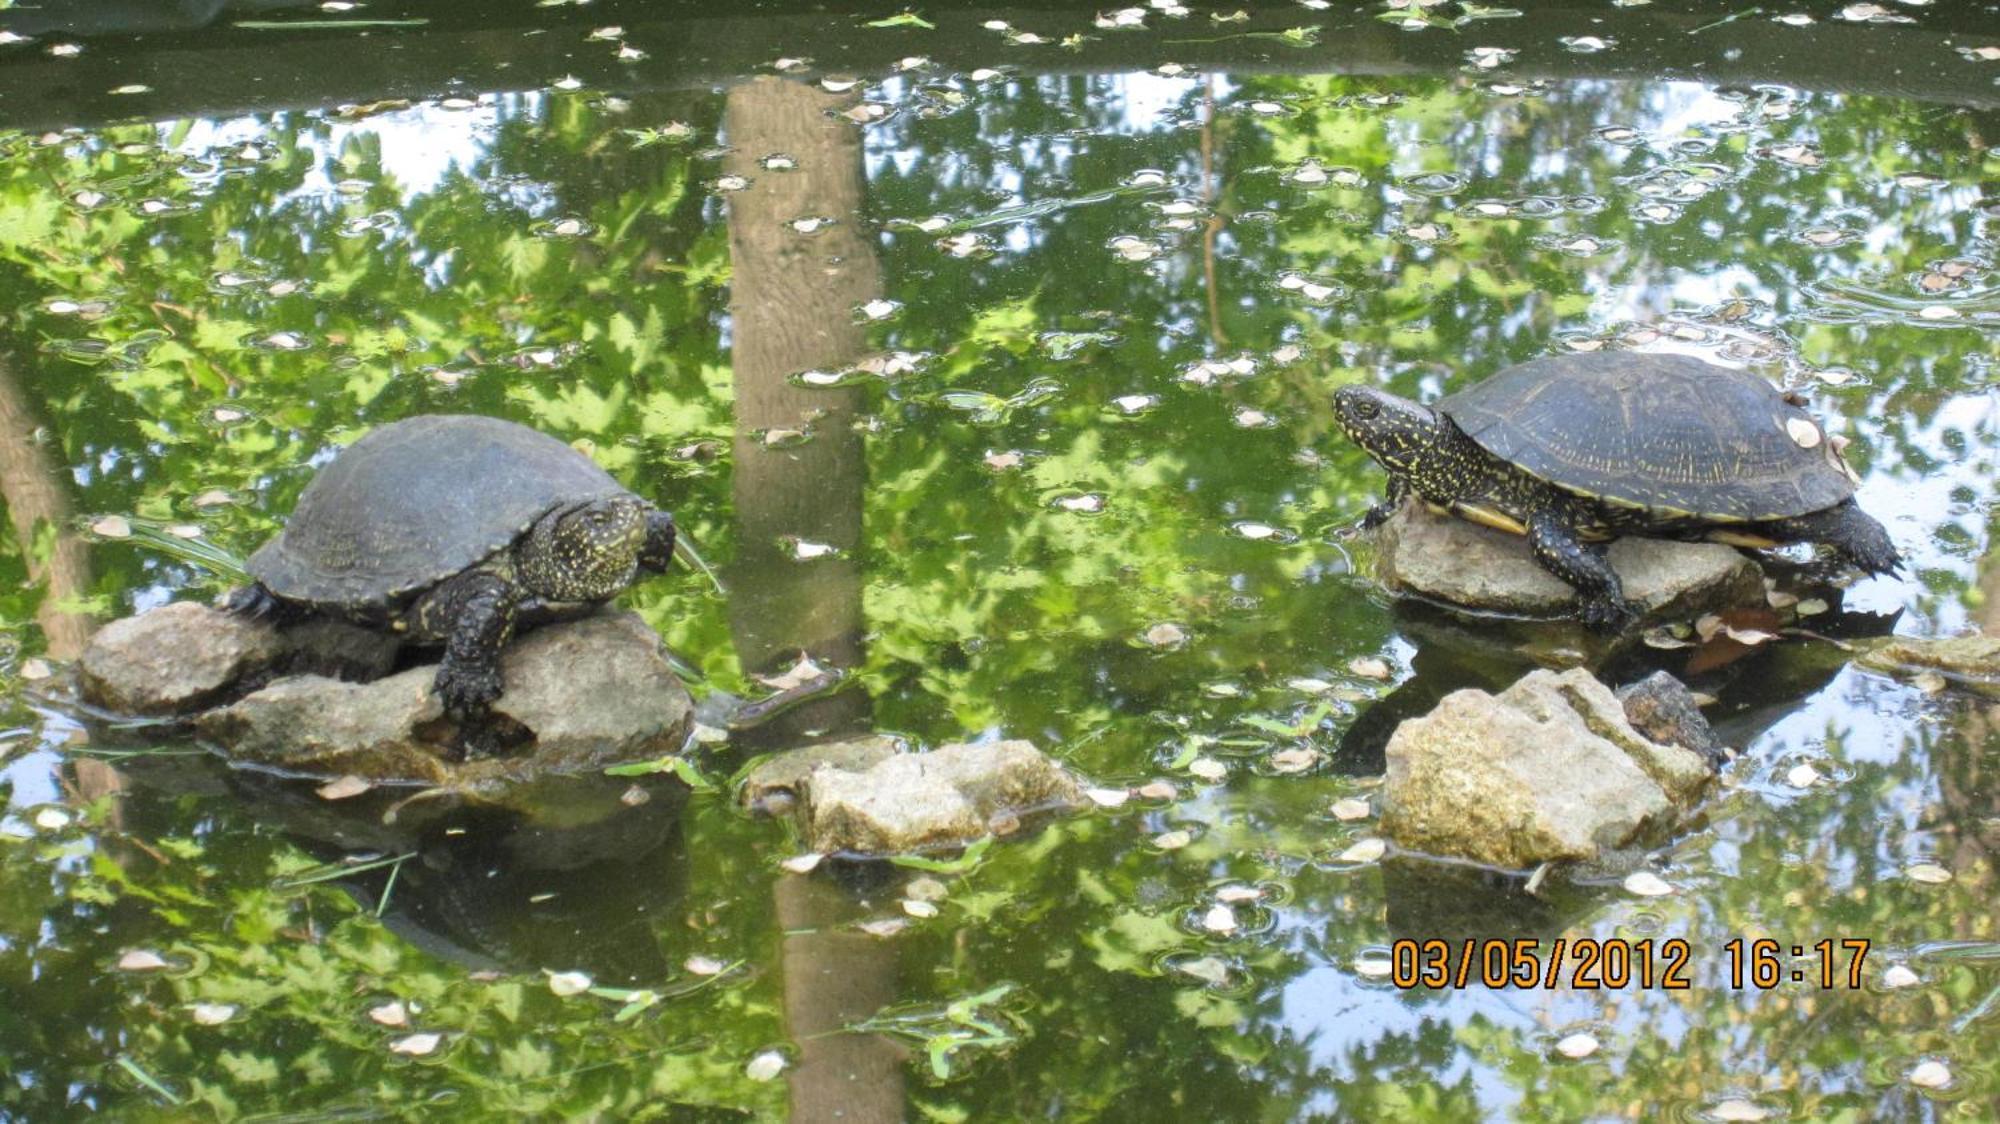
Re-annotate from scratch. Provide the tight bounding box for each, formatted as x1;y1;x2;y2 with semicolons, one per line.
1904;862;1952;884
905;877;948;902
1624;871;1674;896
1794;597;1829;616
790;539;837;560
1710;1100;1771;1123
1189;757;1227;781
1347;657;1392;681
1331;798;1371;821
1269;748;1318;774
714;174;750;192
1178;956;1231;985
1916;305;1960;321
983;450;1024;471
1055;494;1106;514
547;970;594;996
1234;522;1280;540
1137;780;1178;800
1154;830;1193;850
900;899;939;918
1785;763;1820;788
684;956;727;976
1109;235;1158;261
780;852;823;873
552;75;584;91
389;1033;442;1056
857;918;909;937
1202;904;1238;934
316;775;372;801
33;807;70;830
1142;622;1186;648
1881;964;1920;989
190;1003;237;1026
1085;786;1131;808
745;1050;788;1082
118;949;169;971
91;515;132;538
1907;1060;1951;1088
1112;393;1158;414
1337;838;1386;864
20;659;52;681
1353;955;1393;979
368;1001;410;1027
1214;885;1262;903
1556;1032;1601;1059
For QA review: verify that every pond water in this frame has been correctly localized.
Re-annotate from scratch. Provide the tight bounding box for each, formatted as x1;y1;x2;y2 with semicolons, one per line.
0;1;1996;1119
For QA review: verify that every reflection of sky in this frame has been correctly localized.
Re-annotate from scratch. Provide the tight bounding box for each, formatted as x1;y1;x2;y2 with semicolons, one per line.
172;101;502;203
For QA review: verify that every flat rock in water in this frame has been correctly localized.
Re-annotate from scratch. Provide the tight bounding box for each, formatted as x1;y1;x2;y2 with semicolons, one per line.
1859;634;2000;698
80;601;284;715
1380;668;1715;869
746;738;1083;855
1372;503;1763;624
195;613;693;785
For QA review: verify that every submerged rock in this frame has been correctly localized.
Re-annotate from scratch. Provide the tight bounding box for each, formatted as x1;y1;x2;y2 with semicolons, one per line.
1617;670;1728;768
195;613;693;785
1371;503;1764;625
1858;634;2000;698
1379;668;1716;869
741;738;1083;855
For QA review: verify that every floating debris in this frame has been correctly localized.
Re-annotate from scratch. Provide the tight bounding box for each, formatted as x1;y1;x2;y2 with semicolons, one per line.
1881;964;1920;989
780;853;825;873
1906;1060;1951;1088
1201;903;1238;934
1337;837;1386;864
1188;757;1227;781
546;970;593;996
1085;786;1131;808
1784;763;1820;788
1154;829;1193;850
189;1003;238;1026
368;1001;410;1027
117;949;170;972
316;775;371;801
1904;862;1952;884
389;1033;442;1057
1624;871;1674;897
1331;798;1371;821
1555;1032;1601;1059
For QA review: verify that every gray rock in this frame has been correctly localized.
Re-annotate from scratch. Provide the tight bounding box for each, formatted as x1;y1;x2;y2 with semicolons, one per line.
745;738;1083;855
1859;634;2000;698
1372;503;1764;624
79;601;284;716
1380;668;1715;869
1617;671;1727;767
196;613;693;785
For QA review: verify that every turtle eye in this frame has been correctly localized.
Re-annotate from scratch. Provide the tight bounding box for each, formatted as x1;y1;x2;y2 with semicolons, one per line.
1351;398;1380;420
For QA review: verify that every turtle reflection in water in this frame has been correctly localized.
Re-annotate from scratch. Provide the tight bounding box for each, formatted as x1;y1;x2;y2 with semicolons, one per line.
226;414;678;719
1334;352;1900;630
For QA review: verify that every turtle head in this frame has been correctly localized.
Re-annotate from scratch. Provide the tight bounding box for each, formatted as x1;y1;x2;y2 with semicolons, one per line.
1333;386;1450;478
521;495;648;600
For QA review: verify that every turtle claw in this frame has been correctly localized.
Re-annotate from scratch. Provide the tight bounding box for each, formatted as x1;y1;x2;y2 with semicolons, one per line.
435;661;503;720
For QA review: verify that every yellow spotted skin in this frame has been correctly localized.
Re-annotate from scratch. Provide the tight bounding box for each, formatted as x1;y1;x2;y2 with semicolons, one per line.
1333;352;1900;629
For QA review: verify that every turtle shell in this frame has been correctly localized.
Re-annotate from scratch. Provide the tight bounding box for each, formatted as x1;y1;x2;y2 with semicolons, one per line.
247;414;632;608
1440;353;1857;522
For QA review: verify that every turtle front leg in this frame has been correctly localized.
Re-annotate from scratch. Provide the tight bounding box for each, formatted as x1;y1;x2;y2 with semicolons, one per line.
1359;476;1409;530
424;571;521;720
1527;510;1632;632
1768;500;1901;576
637;508;678;575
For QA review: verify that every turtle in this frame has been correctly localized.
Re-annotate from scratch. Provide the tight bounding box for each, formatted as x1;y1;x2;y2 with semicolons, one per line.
1332;351;1900;630
225;414;677;718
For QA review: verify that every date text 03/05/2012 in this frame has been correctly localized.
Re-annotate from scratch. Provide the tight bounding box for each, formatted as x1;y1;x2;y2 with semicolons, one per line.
1388;937;1872;990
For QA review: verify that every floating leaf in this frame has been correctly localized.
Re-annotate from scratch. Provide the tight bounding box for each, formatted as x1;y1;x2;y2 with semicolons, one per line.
389;1033;442;1056
1555;1032;1600;1059
1624;871;1674;896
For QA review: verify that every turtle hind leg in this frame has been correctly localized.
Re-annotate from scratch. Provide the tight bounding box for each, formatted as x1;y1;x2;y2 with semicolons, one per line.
1527;509;1634;632
1771;501;1901;576
416;570;521;724
219;582;309;625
